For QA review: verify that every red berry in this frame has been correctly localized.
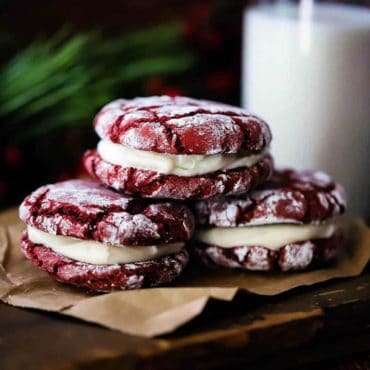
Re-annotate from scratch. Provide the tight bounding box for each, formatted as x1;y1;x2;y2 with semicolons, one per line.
145;76;164;95
202;30;222;49
206;72;234;93
161;87;183;97
5;146;22;166
190;3;210;20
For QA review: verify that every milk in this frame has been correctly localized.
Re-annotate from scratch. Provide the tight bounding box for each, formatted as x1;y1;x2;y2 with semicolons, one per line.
243;3;370;217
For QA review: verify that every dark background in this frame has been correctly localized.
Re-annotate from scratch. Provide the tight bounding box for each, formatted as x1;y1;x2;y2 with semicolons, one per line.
0;0;368;209
0;0;248;209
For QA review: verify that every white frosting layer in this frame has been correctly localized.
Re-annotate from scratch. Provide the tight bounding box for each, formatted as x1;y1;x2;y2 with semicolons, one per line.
97;140;268;176
27;226;184;265
196;223;337;250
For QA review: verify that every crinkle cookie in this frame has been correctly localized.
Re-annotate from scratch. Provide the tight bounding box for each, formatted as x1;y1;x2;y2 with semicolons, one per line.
84;95;273;199
19;179;193;291
194;169;346;272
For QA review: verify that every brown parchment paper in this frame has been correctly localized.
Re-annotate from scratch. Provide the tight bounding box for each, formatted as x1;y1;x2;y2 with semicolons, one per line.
0;208;369;337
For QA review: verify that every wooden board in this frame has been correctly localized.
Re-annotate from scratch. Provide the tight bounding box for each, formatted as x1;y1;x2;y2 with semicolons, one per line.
1;268;370;370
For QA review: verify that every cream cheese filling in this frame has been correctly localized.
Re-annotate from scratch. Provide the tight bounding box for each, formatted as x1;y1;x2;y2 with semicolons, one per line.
196;223;337;250
97;140;268;176
27;226;184;265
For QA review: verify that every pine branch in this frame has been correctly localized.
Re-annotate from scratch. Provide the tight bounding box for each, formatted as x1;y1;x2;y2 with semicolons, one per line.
0;23;195;141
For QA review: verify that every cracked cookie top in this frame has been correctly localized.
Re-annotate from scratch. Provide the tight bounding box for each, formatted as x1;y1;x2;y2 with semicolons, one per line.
19;180;194;245
93;96;271;155
194;169;346;227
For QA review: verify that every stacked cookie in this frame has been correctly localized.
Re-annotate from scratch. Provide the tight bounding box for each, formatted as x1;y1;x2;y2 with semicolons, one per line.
83;96;273;199
20;180;192;291
19;96;346;292
194;169;346;271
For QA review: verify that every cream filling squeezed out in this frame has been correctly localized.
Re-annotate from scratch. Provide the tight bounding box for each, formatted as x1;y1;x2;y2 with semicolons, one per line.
196;223;337;250
27;226;184;265
97;140;269;176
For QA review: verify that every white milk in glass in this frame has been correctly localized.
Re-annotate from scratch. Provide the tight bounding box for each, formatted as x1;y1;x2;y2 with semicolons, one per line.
243;3;370;217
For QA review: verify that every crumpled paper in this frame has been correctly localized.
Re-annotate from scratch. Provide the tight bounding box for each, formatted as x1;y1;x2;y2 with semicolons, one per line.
0;208;369;337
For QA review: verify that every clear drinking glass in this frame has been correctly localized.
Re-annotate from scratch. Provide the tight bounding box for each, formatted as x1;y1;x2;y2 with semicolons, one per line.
242;0;370;218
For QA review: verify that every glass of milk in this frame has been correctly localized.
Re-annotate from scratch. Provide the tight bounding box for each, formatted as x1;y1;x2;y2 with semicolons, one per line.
242;1;370;218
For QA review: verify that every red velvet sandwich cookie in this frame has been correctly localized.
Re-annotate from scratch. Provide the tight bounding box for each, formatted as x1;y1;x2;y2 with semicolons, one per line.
83;95;273;200
19;180;193;291
194;169;346;272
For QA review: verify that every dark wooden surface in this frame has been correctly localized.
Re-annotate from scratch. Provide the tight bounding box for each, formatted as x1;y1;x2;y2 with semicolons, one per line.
1;268;370;370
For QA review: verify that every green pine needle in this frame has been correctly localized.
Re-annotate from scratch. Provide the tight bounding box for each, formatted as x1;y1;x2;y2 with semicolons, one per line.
0;23;195;141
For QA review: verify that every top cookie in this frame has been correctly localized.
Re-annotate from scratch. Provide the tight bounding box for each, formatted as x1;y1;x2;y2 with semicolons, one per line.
20;180;194;246
195;169;346;227
93;95;271;155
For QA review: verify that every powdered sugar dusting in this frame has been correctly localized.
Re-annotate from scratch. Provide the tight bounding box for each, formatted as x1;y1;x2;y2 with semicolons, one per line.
196;229;342;272
124;275;145;289
42;179;132;211
97;212;161;245
93;95;271;155
19;179;194;245
246;246;272;270
279;242;314;271
234;246;249;262
206;247;241;268
195;168;347;226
